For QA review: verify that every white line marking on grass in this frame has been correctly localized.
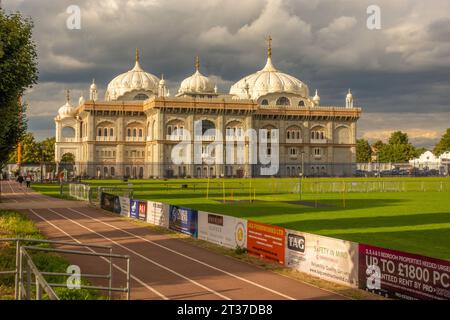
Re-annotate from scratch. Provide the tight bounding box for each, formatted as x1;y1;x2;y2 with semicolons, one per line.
29;208;168;300
47;208;230;300
68;207;296;300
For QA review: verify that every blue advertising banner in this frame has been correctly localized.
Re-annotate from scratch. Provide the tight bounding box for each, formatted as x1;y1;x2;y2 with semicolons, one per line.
130;200;139;219
169;205;198;238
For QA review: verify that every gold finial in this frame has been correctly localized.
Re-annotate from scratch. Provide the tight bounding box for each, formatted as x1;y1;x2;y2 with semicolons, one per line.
195;56;200;71
266;35;272;58
66;89;70;103
136;48;140;62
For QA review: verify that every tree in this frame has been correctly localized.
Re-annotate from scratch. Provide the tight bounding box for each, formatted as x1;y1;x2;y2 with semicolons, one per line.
377;131;418;162
7;134;55;164
0;9;38;167
61;153;75;163
8;132;39;163
433;128;450;156
356;139;372;162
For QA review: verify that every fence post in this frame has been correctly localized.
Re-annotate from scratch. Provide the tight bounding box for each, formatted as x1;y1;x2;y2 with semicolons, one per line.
18;247;23;300
26;260;31;300
36;278;42;300
14;239;20;300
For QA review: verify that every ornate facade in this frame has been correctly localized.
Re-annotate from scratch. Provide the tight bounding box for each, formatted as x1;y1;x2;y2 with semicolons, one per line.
55;43;361;179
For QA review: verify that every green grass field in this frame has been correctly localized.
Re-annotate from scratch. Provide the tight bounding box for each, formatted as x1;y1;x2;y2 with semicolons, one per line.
32;177;450;261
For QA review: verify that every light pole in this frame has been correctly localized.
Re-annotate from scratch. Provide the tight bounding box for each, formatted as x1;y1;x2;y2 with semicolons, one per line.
299;151;305;200
39;145;44;182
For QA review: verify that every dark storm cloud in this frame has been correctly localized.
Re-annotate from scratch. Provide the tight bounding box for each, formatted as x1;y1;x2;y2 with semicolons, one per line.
3;0;450;142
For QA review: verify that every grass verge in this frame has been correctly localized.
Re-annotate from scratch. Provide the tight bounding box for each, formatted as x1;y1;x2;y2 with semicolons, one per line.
0;209;103;300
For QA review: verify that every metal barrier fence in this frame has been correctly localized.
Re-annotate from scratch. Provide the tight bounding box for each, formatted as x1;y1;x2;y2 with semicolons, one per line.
69;183;92;201
268;179;450;194
0;238;130;300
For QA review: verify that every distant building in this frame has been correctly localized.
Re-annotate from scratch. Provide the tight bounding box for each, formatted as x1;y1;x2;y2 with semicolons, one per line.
409;151;450;174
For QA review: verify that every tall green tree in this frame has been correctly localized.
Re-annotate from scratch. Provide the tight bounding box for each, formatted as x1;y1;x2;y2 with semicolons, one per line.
8;134;55;164
433;128;450;156
378;131;419;162
0;9;38;167
38;137;56;163
356;139;372;162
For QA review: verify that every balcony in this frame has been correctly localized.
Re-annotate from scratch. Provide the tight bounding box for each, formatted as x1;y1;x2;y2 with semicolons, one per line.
225;135;246;142
286;138;303;144
96;136;117;142
62;137;76;143
195;135;216;142
126;137;144;142
166;134;190;141
310;139;327;144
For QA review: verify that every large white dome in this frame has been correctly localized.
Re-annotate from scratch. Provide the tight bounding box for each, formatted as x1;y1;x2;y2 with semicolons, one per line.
105;49;160;101
229;56;309;100
177;57;215;96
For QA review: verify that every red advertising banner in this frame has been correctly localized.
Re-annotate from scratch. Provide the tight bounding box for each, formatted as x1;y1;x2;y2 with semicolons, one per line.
247;221;285;265
359;244;450;300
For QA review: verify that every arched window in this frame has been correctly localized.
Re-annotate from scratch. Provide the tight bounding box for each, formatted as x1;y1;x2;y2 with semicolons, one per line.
104;167;109;177
201;120;215;135
261;99;269;106
110;167;115;176
104;128;108;137
109;128;114;137
62;127;76;138
287;131;290;139
276;97;290;106
298;100;305;107
139;129;143;137
167;125;172;136
134;93;149;100
98;128;102;137
127;128;131;137
133;128;137;137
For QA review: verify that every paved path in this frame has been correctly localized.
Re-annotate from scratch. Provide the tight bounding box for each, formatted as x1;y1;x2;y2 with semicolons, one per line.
0;180;346;300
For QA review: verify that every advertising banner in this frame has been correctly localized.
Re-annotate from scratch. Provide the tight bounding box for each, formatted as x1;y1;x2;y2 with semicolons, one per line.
359;244;450;300
130;200;139;219
247;221;285;265
100;193;116;213
117;196;130;217
198;212;247;249
147;201;169;228
138;201;147;221
285;230;359;287
169;205;198;238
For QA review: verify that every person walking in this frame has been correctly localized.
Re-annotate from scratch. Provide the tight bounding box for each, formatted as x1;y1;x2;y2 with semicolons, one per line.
25;175;31;188
17;175;24;186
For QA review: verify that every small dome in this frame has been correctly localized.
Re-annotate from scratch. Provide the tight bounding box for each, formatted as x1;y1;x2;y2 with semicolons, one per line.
177;56;215;96
90;79;97;90
58;101;74;119
105;49;159;101
346;89;353;100
78;96;85;106
312;90;320;106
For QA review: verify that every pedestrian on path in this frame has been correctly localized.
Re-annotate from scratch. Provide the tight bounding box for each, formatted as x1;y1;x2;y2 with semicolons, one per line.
26;175;31;188
17;175;24;186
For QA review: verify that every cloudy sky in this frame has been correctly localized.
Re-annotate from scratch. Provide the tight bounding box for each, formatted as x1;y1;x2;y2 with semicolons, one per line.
3;0;450;147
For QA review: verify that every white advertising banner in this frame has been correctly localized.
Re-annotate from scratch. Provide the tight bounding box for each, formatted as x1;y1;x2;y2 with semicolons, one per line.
198;211;247;249
146;201;169;228
285;229;359;287
118;196;130;217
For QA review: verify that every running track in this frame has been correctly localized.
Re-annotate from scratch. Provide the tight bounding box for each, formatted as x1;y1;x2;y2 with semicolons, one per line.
0;180;346;300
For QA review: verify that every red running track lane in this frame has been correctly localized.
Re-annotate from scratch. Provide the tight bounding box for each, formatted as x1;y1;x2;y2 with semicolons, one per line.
0;180;347;300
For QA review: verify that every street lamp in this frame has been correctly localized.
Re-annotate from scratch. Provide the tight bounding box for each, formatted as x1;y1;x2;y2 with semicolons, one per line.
299;151;305;200
39;145;44;182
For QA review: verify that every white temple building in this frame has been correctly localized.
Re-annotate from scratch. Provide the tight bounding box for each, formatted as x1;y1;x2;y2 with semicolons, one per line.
54;41;362;179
